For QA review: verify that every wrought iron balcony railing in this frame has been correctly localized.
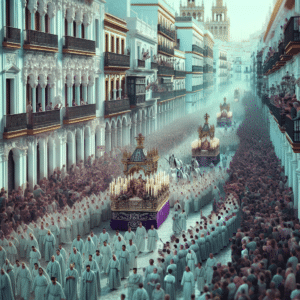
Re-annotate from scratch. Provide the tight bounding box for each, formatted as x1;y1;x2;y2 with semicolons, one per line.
192;65;203;72
219;55;227;61
174;70;186;77
3;113;27;138
157;24;176;40
157;65;174;75
27;110;60;132
175;89;186;97
285;115;300;144
104;99;130;116
284;16;300;55
137;59;145;68
64;104;96;124
158;45;174;56
192;44;204;55
151;62;158;70
24;30;58;50
269;104;286;127
152;91;175;101
192;84;203;91
105;52;130;67
3;26;21;45
63;36;95;55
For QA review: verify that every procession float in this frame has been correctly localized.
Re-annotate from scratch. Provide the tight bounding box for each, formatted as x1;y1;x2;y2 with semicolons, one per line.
110;134;170;230
217;97;232;127
234;88;240;102
192;113;220;166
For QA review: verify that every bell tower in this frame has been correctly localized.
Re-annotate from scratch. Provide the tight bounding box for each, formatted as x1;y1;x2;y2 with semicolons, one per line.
180;0;205;22
205;0;230;41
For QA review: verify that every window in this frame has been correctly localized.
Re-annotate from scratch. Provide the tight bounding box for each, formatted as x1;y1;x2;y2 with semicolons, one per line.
6;79;12;115
65;19;68;36
105;80;109;101
121;39;125;54
111;36;114;53
35;11;41;31
105;34;109;52
45;14;49;33
73;21;76;37
26;82;31;107
25;7;31;30
110;80;114;100
6;0;11;27
65;84;68;107
137;45;140;60
81;23;85;39
116;38;120;54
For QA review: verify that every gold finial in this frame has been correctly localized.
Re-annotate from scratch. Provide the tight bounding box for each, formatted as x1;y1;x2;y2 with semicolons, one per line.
224;97;227;103
204;113;210;124
135;133;145;149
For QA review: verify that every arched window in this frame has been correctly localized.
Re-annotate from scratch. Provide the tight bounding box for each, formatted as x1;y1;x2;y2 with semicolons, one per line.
187;12;191;16
193;12;196;19
182;12;186;17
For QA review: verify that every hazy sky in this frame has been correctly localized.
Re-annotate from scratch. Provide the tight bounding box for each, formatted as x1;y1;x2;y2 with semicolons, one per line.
165;0;276;41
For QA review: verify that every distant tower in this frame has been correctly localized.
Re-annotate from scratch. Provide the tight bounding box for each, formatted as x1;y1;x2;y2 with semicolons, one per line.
205;0;230;41
179;0;205;22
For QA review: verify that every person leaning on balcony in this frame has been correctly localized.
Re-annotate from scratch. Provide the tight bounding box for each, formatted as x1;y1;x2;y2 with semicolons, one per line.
46;102;53;111
72;100;77;107
80;98;85;105
37;103;43;112
26;101;33;113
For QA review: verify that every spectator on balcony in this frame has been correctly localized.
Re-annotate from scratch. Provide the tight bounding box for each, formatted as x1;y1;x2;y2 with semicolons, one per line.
290;102;299;119
37;103;43;112
72;100;77;107
26;102;33;113
46;102;53;111
292;102;300;120
80;98;85;105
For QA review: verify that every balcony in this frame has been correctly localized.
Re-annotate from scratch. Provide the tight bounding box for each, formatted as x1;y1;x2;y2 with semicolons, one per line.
23;30;58;52
175;89;186;97
152;91;175;102
192;66;203;72
285;115;300;152
3;113;27;139
63;36;95;56
220;56;227;61
137;59;145;68
157;65;174;76
63;104;96;125
269;104;286;128
27;110;61;135
284;16;300;56
220;65;228;69
151;62;158;70
174;70;186;77
158;45;174;56
157;24;176;41
203;65;213;73
104;99;131;117
3;26;21;49
192;44;204;55
192;84;203;91
104;52;130;69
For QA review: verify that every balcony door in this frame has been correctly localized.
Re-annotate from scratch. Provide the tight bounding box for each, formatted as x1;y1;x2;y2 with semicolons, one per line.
7;150;15;193
6;78;14;115
6;0;11;27
35;11;41;31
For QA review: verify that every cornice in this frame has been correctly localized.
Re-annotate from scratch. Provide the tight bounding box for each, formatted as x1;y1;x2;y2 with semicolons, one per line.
131;3;175;20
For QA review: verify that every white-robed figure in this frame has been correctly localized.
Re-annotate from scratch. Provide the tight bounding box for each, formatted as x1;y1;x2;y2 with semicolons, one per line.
45;276;65;300
0;246;7;267
127;267;143;299
31;267;49;300
147;225;159;252
181;266;195;300
112;230;125;248
186;249;197;275
46;256;62;286
99;228;110;250
68;247;83;277
114;236;126;259
124;227;136;244
179;210;188;232
14;260;22;297
205;253;217;284
172;210;182;235
119;245;130;279
71;235;84;255
50;221;60;248
194;262;205;293
29;246;41;270
135;222;147;252
84;255;101;295
17;262;32;300
164;269;176;300
55;249;66;286
3;259;15;294
106;255;121;290
152;283;165;300
80;265;98;300
93;250;103;273
64;264;79;300
6;242;17;263
90;232;98;249
0;268;14;300
83;236;95;257
44;230;56;262
133;283;150;300
102;241;112;271
146;267;161;300
128;239;138;269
